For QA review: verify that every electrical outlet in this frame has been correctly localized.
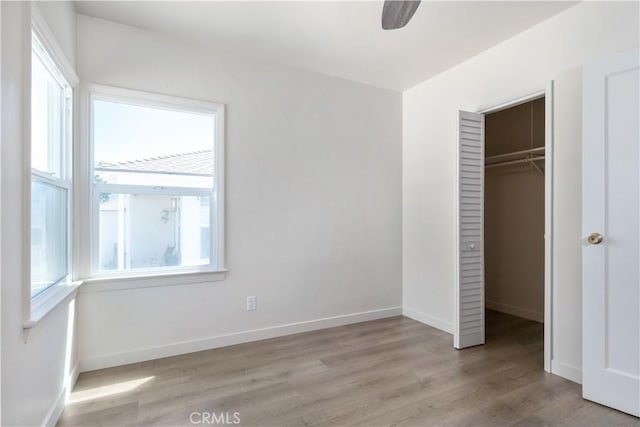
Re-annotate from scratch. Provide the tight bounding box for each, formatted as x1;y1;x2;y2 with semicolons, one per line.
246;296;257;311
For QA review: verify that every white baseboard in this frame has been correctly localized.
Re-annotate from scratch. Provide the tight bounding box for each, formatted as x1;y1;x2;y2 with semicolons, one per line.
80;306;402;372
42;362;80;427
486;300;544;323
42;385;66;427
69;362;80;395
551;359;582;384
402;306;454;334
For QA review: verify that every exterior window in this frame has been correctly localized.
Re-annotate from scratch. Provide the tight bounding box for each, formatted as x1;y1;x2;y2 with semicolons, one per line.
30;32;73;298
199;196;211;262
91;93;222;276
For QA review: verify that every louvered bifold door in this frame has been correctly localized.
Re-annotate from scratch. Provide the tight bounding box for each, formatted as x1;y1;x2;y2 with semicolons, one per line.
455;111;485;349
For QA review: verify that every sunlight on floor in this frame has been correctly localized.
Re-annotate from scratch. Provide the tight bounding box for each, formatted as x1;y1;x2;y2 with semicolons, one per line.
67;376;155;404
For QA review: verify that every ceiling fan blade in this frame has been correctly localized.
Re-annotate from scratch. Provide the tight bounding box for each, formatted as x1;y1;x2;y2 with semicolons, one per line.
381;0;421;30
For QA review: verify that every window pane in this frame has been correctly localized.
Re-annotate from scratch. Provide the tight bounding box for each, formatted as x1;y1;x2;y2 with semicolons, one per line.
200;228;211;260
31;41;64;177
93;100;215;188
31;181;68;297
200;197;211;259
98;193;211;271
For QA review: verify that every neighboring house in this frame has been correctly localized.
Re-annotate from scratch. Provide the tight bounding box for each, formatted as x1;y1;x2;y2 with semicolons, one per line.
95;150;213;271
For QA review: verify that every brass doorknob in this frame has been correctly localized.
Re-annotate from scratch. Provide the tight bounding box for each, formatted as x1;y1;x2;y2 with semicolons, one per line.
588;233;604;245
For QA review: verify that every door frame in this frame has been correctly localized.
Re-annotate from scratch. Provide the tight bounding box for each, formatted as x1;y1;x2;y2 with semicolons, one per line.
454;83;554;373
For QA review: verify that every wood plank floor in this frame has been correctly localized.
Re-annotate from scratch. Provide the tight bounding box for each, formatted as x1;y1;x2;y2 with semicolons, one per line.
58;311;640;426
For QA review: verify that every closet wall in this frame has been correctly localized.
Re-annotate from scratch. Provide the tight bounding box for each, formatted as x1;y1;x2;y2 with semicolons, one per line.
485;98;545;322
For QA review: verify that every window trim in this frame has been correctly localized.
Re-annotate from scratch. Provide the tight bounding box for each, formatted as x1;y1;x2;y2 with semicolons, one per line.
30;31;73;299
80;84;226;284
24;4;81;329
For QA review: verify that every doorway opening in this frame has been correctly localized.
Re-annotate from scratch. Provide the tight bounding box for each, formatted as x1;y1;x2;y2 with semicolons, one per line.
455;87;553;373
484;97;545;364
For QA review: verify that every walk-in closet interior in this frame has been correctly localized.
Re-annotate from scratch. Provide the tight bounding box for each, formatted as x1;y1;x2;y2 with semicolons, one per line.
484;98;545;329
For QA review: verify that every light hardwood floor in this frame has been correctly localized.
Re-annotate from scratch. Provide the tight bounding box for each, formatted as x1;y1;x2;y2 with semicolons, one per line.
58;311;640;426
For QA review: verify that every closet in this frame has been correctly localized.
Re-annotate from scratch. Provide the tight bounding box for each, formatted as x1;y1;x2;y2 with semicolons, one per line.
484;98;545;324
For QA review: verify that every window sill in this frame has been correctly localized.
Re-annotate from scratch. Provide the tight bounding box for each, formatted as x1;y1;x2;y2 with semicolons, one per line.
79;269;227;293
24;280;82;329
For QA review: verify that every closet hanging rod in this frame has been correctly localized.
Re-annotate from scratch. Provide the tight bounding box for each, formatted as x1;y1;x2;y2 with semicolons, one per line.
484;147;545;163
485;156;545;169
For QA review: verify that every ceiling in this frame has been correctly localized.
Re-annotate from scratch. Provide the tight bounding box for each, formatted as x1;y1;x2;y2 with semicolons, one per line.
75;1;577;91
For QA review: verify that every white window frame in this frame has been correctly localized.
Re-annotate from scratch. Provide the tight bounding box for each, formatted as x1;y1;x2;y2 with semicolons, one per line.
24;4;80;328
81;84;226;288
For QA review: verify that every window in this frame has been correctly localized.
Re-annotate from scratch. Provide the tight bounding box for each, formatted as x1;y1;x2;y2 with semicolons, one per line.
30;32;73;298
90;89;224;277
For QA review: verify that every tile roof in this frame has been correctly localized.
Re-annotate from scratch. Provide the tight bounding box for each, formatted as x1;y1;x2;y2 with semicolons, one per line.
95;150;213;176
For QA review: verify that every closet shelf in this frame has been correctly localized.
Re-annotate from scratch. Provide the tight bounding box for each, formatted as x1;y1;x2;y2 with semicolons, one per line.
485;147;545;175
484;147;544;163
485;156;545;168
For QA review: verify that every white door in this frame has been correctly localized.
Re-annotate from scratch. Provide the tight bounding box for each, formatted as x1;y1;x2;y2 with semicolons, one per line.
582;50;639;417
455;111;485;349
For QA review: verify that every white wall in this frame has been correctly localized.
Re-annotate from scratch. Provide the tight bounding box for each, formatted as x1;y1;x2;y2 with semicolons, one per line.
76;15;402;371
403;1;639;383
1;2;79;426
551;65;584;381
34;1;76;68
485;167;545;323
